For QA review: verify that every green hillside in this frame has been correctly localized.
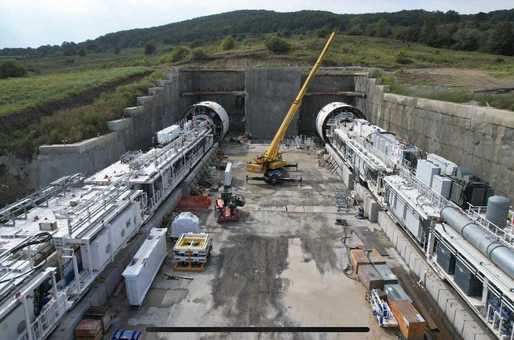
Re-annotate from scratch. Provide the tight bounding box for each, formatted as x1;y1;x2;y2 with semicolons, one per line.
2;9;514;57
0;66;149;117
0;10;513;157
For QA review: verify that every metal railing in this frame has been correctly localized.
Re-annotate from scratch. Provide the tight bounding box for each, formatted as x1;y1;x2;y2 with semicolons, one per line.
397;167;449;211
17;292;67;340
129;121;209;173
466;204;514;246
56;182;132;238
0;174;84;226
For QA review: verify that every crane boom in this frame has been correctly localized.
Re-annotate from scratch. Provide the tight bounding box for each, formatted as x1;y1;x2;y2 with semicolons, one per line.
264;32;336;161
247;32;336;176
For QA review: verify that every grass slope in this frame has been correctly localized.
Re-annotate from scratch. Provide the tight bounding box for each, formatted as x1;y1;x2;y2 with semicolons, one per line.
0;66;149;117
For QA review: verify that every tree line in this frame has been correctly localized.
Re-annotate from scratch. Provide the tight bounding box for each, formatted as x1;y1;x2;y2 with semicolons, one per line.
1;9;513;57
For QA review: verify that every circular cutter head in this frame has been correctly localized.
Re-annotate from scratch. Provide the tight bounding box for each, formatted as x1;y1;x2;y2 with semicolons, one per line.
315;102;364;142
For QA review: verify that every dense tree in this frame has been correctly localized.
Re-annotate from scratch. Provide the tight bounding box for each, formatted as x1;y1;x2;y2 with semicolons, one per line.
170;46;189;62
375;18;391;37
488;22;514;56
317;26;332;38
1;9;514;57
420;18;440;47
452;28;481;51
144;43;157;55
220;36;235;50
265;36;291;54
191;48;209;60
0;61;27;79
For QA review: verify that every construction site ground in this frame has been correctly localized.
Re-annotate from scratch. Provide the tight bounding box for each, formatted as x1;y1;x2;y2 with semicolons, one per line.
107;143;452;340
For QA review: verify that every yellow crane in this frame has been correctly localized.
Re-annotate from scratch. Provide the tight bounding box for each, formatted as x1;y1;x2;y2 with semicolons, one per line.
246;32;336;185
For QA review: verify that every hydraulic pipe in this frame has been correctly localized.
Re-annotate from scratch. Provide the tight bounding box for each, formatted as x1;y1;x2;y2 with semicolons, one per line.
441;206;514;279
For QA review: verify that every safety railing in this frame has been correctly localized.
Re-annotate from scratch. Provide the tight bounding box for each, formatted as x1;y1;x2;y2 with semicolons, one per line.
467;204;514;246
17;292;67;340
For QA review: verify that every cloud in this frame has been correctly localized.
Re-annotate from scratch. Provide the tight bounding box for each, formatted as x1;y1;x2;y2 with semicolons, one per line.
0;0;512;48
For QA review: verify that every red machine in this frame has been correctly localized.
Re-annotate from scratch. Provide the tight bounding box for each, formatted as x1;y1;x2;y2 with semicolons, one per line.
215;191;244;223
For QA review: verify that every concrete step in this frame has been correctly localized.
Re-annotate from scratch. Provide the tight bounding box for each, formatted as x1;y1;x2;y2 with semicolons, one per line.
158;79;173;87
137;95;153;105
123;106;144;117
107;118;132;132
148;86;164;96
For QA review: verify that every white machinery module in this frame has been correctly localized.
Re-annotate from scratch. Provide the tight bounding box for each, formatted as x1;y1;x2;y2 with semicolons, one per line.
86;101;230;219
122;228;167;306
0;175;145;340
0;101;230;340
316;102;514;339
316;102;419;198
156;124;181;145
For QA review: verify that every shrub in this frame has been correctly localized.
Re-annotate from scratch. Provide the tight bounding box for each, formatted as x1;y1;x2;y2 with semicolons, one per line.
265;36;291;54
63;48;76;56
0;61;27;79
395;52;413;64
189;40;203;48
220;36;235;51
170;46;190;62
191;48;209;61
78;49;86;57
317;26;331;38
144;43;157;55
114;47;121;55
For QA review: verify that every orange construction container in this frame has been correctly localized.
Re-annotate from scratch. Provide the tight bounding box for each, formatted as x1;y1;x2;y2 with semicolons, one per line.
74;319;102;339
389;300;426;340
175;196;212;211
350;248;386;274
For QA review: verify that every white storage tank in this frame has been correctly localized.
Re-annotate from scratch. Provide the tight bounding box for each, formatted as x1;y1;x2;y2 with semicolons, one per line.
122;228;167;306
170;212;200;239
486;195;512;229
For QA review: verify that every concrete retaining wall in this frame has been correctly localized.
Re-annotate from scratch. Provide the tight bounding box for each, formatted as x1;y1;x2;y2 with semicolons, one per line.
36;69;245;187
355;75;514;199
31;68;514;203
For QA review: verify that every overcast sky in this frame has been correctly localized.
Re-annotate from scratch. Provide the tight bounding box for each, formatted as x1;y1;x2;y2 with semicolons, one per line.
0;0;512;48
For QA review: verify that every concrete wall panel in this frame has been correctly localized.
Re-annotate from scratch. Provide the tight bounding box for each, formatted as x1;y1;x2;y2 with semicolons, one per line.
245;68;302;140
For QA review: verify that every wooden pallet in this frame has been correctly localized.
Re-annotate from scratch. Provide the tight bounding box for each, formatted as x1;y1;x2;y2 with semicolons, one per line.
173;260;206;272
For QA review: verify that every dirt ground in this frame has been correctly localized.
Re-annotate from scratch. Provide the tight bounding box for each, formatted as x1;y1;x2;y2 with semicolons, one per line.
106;144;445;340
396;67;514;91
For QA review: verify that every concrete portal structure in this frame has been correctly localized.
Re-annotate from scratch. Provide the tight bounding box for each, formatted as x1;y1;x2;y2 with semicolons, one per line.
4;66;508;208
35;68;360;189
